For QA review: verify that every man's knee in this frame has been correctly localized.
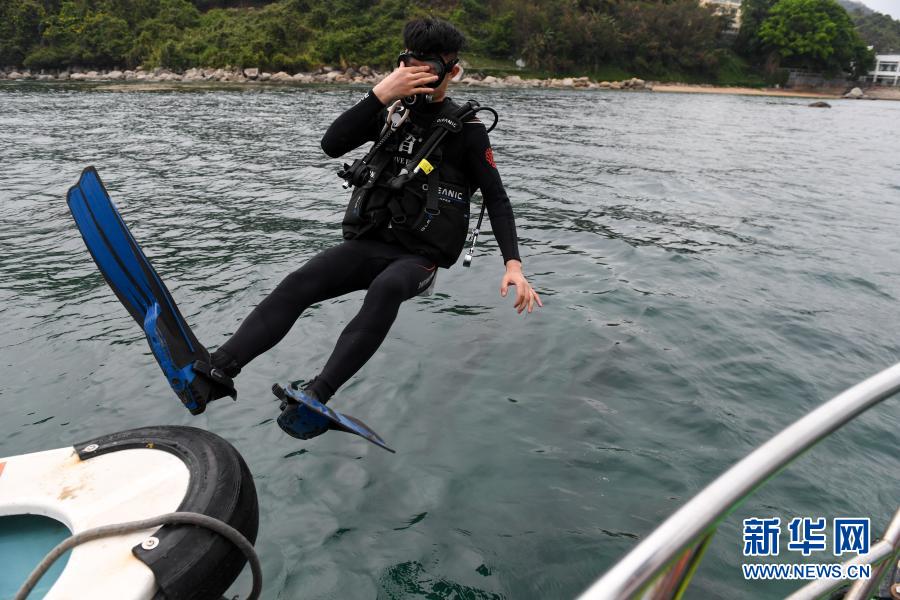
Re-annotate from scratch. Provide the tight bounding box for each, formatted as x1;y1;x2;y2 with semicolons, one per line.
366;273;413;307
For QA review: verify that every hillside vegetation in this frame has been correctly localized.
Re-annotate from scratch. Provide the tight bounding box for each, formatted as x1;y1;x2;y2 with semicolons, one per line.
0;0;886;83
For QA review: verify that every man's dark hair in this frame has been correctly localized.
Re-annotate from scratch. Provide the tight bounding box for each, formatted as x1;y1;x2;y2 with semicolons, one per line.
403;18;465;56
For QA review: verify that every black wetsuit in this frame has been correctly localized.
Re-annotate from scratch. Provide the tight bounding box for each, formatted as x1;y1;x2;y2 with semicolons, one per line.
214;90;520;401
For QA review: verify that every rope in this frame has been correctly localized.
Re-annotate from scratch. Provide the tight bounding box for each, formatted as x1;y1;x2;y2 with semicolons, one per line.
15;511;262;600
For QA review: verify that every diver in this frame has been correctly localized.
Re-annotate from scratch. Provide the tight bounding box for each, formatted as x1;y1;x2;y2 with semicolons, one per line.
66;18;540;450
210;17;542;444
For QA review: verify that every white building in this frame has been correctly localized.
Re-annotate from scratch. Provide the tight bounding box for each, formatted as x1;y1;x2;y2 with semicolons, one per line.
699;0;742;31
866;54;900;86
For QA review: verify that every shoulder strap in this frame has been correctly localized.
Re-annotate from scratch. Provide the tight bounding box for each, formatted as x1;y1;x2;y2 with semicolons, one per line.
403;100;479;174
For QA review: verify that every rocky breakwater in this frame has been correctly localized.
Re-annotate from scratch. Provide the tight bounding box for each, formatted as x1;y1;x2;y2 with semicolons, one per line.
0;65;652;91
0;65;387;84
459;74;651;91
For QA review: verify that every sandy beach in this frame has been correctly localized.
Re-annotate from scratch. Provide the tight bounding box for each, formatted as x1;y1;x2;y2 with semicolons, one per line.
652;83;843;99
652;82;900;101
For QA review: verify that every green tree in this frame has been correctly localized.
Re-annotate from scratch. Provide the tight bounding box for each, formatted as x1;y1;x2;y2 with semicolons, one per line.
613;0;725;76
758;0;875;76
0;0;46;65
25;1;132;68
735;0;778;61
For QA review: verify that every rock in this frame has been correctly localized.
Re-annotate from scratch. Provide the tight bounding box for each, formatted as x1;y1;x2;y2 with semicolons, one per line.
213;68;226;80
599;81;611;88
324;70;342;81
256;72;270;81
271;71;292;82
460;76;479;85
482;75;499;85
70;72;86;81
292;73;313;83
808;101;831;108
610;81;622;89
344;68;358;78
573;76;591;88
243;67;259;79
631;77;645;88
560;77;575;87
515;58;526;68
107;70;124;80
37;74;54;81
844;87;864;99
8;71;24;80
85;71;101;80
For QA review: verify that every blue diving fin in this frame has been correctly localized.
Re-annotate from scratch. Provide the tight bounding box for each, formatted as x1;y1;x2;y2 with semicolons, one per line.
272;384;395;453
66;166;236;415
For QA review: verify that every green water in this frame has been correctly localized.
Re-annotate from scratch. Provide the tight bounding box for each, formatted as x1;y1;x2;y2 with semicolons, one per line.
0;82;898;599
0;515;71;598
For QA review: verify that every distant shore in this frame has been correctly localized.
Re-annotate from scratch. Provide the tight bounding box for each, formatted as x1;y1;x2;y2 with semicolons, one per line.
3;66;898;101
653;83;900;101
652;83;840;99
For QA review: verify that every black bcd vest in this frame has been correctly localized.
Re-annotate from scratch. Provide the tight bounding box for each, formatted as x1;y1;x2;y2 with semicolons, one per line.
341;99;473;268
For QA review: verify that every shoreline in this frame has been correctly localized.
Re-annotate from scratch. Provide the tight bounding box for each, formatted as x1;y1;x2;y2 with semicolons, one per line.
651;83;842;99
3;66;898;101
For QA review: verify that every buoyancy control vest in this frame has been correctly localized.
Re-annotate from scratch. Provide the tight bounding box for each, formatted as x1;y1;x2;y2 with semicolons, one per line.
340;99;476;268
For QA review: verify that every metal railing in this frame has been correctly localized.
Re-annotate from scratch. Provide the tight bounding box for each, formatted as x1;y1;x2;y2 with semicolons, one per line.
578;362;900;600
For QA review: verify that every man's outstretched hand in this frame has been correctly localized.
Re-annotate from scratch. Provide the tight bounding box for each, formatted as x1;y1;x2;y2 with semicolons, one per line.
500;260;543;315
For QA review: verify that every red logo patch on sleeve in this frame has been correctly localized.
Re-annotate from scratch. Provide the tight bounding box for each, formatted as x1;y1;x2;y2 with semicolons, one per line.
485;147;497;168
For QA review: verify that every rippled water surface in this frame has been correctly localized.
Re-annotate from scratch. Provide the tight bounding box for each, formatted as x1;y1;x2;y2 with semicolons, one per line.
2;82;899;599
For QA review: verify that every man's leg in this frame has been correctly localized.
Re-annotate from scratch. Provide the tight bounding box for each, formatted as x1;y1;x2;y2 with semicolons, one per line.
213;241;379;374
307;254;436;402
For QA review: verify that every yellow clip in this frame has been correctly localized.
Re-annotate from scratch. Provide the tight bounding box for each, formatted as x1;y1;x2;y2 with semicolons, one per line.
418;159;434;174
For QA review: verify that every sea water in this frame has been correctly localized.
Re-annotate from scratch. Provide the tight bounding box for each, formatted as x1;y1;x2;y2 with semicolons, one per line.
1;82;899;599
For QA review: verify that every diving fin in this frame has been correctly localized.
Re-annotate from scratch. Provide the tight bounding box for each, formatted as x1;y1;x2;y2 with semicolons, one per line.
272;384;395;453
66;166;236;415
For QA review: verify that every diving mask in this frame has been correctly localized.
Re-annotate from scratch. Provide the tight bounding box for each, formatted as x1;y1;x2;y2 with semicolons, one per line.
397;51;459;107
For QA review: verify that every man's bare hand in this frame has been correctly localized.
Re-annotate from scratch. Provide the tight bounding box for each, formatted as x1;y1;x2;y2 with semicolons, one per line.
500;260;543;315
373;65;438;105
